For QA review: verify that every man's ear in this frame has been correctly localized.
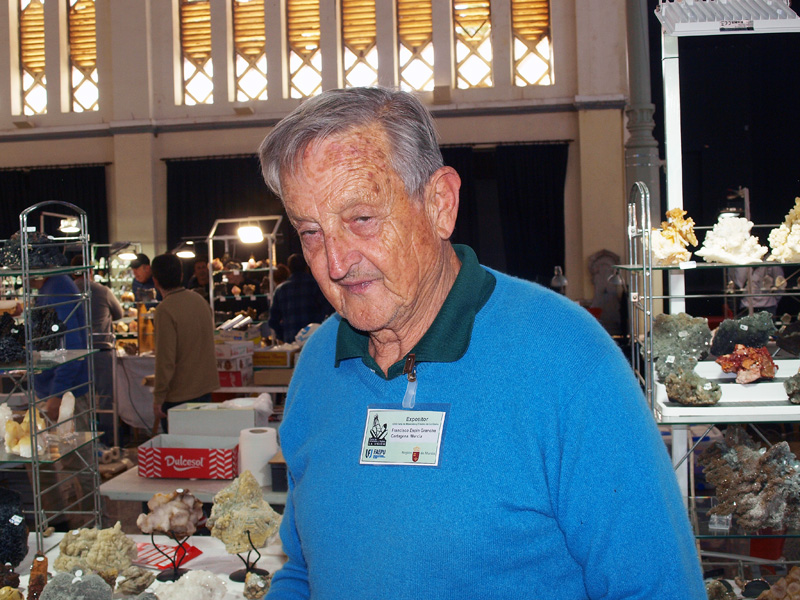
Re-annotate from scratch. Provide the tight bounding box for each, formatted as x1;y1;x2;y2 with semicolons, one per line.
426;166;461;240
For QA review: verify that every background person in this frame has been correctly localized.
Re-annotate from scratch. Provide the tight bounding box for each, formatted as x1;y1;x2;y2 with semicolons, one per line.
186;255;211;301
268;253;332;343
130;253;162;303
71;255;124;446
150;253;218;433
257;87;705;599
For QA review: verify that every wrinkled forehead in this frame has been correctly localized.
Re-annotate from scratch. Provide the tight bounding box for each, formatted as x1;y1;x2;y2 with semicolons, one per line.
283;122;393;185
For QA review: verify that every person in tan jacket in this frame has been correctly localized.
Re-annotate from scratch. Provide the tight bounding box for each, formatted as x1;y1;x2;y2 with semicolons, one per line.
150;253;219;432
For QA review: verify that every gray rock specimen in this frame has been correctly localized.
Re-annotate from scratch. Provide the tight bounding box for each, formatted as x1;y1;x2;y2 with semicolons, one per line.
710;311;777;356
39;570;112;600
664;369;721;406
785;372;800;404
652;312;712;382
131;594;158;600
699;425;800;532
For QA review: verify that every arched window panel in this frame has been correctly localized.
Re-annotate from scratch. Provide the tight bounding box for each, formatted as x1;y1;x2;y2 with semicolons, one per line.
180;0;213;105
397;0;433;92
287;0;321;99
511;0;552;86
454;0;492;89
233;0;267;101
68;0;98;112
20;0;47;115
341;0;377;88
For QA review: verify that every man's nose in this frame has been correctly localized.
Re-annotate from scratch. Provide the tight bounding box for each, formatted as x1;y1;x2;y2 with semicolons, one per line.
325;234;356;281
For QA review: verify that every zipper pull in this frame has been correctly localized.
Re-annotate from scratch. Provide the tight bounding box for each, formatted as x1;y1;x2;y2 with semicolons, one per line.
402;353;417;409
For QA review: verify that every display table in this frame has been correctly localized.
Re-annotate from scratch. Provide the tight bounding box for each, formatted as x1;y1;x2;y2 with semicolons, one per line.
115;354;290;432
99;465;288;507
16;531;286;599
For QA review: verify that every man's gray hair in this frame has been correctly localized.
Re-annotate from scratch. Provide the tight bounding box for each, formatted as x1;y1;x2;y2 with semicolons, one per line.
258;87;443;200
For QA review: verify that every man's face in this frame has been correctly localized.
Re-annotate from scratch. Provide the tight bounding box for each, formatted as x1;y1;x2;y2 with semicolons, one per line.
195;262;209;285
132;265;151;283
282;124;446;336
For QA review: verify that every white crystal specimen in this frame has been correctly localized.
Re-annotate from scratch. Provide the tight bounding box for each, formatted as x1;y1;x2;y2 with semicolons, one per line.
696;217;767;264
56;391;75;439
768;197;800;262
155;570;228;600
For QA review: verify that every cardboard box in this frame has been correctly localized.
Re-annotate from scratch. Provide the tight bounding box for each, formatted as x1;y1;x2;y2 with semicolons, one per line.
138;434;238;479
214;341;255;359
218;368;253;387
168;401;268;437
252;348;297;368
269;449;287;492
217;355;253;372
253;368;293;386
217;324;261;342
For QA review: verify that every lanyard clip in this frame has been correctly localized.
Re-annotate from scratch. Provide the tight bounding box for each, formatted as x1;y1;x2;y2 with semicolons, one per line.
402;353;417;409
403;353;417;382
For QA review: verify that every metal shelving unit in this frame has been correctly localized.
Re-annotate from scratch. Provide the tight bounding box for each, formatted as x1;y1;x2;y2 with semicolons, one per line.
0;201;102;554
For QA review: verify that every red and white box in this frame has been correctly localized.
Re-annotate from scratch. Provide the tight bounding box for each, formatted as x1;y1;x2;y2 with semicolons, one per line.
217;355;253;372
138;434;238;479
218;368;253;387
214;341;255;359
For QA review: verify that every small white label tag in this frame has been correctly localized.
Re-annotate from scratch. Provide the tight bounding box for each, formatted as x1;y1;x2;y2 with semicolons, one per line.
678;331;688;338
679;261;697;270
9;515;23;526
740;324;749;331
666;355;675;364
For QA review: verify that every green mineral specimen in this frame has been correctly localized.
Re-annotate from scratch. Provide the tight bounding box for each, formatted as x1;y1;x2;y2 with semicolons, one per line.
664;369;721;406
710;311;777;356
785;372;800;404
652;312;712;382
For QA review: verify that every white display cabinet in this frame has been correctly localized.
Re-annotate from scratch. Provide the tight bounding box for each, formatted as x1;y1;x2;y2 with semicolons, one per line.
0;201;102;554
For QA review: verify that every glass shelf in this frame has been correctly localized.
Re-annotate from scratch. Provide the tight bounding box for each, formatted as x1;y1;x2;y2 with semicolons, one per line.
0;349;97;375
214;293;269;301
617;260;800;272
690;497;800;539
0;431;98;465
0;264;92;278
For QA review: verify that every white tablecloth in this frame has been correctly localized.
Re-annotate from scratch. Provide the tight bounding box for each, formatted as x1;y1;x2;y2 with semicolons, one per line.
17;531;287;599
115;354;156;430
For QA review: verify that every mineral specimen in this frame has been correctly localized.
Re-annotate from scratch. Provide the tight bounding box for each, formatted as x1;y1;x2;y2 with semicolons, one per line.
786;372;800;404
698;426;800;532
710;311;777;356
131;594;158;600
4;408;46;458
695;217;768;264
153;570;228;600
207;470;282;554
649;208;698;265
0;564;19;589
755;565;800;599
0;490;28;568
704;580;736;600
115;565;156;596
768;198;800;263
0;338;24;365
53;521;154;592
664;369;721;406
28;555;48;600
244;571;272;599
30;308;65;352
136;489;204;537
0;588;22;600
651;312;712;382
39;570;112;600
0;232;68;270
716;344;777;384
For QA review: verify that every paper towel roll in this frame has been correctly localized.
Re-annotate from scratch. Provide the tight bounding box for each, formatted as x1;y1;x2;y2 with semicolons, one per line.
239;427;278;487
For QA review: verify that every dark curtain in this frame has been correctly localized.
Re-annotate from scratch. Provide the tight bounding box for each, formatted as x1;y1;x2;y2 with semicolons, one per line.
0;166;108;243
495;143;569;286
441;146;479;257
165;156;299;263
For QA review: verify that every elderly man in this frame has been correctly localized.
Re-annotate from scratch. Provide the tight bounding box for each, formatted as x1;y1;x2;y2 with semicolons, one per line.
258;88;704;599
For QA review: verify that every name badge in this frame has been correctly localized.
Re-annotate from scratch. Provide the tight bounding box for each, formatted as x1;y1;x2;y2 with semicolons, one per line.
360;407;447;466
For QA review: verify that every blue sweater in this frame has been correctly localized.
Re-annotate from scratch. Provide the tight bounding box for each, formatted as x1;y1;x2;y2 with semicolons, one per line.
269;268;705;599
33;274;90;399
